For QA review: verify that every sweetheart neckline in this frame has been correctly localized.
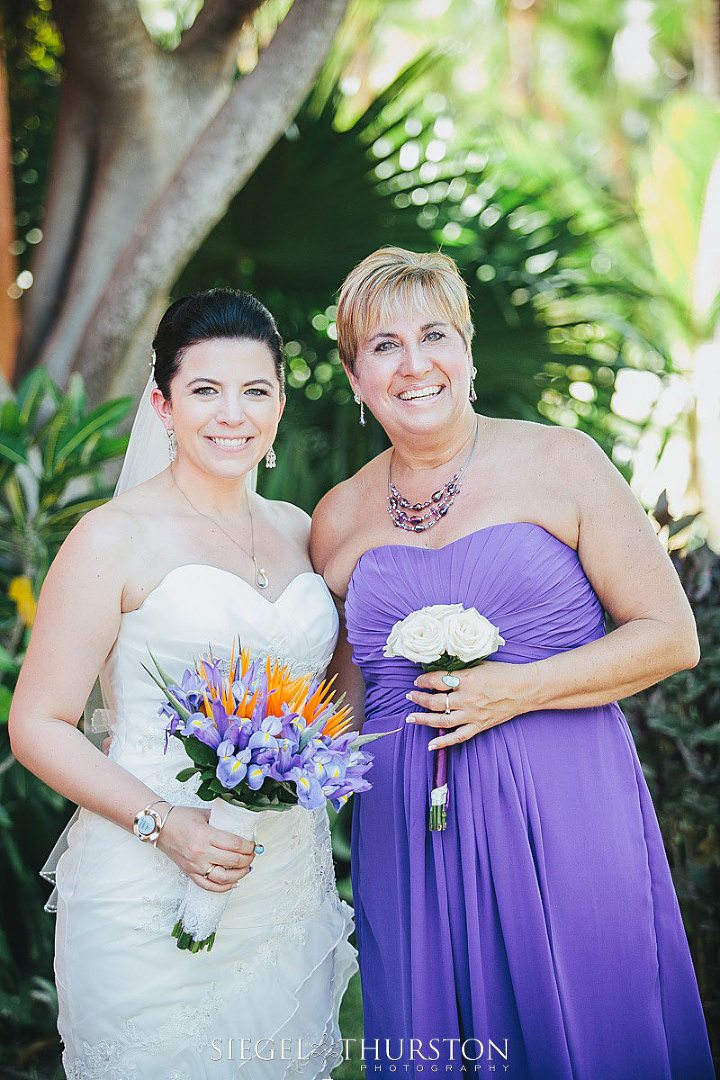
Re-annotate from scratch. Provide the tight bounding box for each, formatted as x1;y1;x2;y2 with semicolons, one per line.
124;566;325;616
349;521;577;589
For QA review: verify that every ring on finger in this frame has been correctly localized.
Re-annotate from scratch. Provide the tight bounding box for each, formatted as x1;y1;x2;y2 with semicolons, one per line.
204;864;218;880
442;673;460;688
444;693;451;715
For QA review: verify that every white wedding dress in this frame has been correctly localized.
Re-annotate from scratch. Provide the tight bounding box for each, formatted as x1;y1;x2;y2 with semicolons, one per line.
52;564;357;1080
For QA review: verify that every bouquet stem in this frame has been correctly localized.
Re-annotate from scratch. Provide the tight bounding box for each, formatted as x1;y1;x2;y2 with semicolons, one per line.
174;800;260;952
429;739;449;832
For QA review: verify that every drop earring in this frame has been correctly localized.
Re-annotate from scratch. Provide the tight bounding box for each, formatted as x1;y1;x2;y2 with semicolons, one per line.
167;429;177;462
265;445;276;469
469;366;477;403
354;393;367;427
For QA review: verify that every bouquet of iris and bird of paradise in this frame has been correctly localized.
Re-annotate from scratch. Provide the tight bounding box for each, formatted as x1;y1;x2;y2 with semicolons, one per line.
145;644;393;953
384;604;505;832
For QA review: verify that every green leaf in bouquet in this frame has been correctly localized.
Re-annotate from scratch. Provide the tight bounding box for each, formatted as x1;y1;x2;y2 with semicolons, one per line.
196;778;218;802
422;655;471;673
184;739;219;768
142;652;191;721
297;714;327;751
349;727;402;750
175;767;200;783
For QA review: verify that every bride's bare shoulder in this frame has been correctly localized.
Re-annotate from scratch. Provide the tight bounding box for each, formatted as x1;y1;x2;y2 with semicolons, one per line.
60;473;174;568
256;494;311;547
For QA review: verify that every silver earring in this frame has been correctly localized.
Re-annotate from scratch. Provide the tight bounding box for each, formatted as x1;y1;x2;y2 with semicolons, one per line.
167;429;177;462
265;445;276;469
469;366;477;403
354;393;366;427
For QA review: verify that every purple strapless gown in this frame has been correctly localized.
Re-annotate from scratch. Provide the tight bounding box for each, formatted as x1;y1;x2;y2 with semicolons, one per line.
345;523;714;1080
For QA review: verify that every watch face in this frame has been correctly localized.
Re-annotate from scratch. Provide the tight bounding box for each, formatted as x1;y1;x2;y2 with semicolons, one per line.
137;814;156;836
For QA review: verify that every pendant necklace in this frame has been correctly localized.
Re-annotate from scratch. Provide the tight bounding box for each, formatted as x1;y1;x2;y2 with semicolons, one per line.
171;467;269;589
387;418;479;533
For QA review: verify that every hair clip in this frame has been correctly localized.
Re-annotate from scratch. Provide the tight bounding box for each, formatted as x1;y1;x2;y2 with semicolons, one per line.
149;349;156;375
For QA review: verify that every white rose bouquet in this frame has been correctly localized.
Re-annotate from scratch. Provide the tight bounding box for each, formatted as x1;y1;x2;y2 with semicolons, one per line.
385;604;505;831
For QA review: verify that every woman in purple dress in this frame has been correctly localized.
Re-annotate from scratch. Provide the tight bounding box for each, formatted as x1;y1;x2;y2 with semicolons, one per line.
311;248;715;1079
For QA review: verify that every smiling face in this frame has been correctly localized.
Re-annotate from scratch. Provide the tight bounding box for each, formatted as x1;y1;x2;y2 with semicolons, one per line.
346;302;473;439
151;337;285;482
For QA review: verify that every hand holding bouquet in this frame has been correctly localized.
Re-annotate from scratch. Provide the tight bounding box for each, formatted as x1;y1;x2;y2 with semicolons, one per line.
146;645;392;951
384;604;504;831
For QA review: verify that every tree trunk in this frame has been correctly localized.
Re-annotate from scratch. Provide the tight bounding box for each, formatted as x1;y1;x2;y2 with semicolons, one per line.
17;0;350;404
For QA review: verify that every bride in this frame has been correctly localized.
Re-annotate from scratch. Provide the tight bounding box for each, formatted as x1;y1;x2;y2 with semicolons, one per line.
8;289;356;1080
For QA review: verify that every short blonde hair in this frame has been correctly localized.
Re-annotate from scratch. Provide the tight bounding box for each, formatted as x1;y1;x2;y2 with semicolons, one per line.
336;247;474;372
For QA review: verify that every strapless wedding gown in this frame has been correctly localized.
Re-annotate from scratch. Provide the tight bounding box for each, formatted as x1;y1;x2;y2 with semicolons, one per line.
52;565;356;1080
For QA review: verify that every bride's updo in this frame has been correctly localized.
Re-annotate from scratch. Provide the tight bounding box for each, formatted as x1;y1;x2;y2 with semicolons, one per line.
152;289;285;398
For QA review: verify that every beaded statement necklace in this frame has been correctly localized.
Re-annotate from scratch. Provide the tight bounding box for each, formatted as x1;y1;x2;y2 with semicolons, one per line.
387;418;480;533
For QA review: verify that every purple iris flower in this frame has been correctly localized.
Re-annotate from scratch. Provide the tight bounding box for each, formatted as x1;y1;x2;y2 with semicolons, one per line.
216;742;252;790
253;747;277;769
236;722;252;752
247;714;282;750
210;698;236;741
159;701;178;723
287;768;325;811
183;711;222;749
168;670;206;713
162;706;184;752
267;742;302;782
246;764;268;791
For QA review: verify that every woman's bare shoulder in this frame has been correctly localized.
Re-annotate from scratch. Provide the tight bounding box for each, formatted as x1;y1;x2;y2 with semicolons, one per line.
257;495;311;546
490;416;605;471
311;453;388;573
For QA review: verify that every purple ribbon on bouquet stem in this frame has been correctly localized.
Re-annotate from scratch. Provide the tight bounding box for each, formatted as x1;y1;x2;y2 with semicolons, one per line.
429;741;449;831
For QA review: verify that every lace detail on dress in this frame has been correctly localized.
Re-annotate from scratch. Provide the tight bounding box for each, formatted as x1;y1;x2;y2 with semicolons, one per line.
63;983;224;1079
265;636;334;681
274;809;341;924
135;890;184;935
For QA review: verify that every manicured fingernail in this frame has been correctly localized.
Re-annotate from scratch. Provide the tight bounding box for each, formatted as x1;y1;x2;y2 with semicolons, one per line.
254;843;264;854
405;692;414;701
406;715;416;723
414;678;420;686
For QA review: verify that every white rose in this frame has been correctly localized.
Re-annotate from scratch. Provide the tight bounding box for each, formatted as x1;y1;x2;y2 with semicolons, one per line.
443;608;505;663
385;605;462;664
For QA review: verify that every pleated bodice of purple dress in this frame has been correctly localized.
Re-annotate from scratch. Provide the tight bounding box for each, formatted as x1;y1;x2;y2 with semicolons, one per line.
345;523;715;1080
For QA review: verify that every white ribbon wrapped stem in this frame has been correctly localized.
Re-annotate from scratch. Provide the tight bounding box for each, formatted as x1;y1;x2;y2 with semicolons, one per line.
175;799;262;947
430;784;449;807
